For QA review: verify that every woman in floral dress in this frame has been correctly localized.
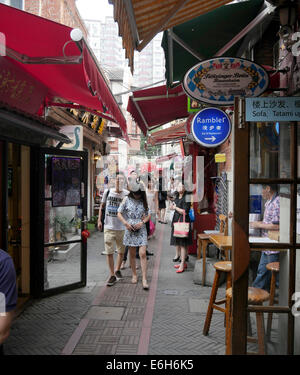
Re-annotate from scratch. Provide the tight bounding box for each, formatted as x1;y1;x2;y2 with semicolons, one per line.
118;182;151;289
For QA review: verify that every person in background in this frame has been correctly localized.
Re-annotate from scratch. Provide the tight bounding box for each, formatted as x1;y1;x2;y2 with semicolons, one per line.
146;174;158;240
250;184;280;292
0;249;17;355
118;181;151;290
157;170;168;224
97;172;128;286
169;182;193;273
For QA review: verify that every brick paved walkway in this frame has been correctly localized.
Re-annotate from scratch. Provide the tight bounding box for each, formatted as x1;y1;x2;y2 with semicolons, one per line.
4;223;228;355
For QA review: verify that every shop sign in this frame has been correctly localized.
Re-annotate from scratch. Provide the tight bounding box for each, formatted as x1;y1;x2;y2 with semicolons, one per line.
60;125;83;151
191;107;231;148
246;97;300;122
0;57;47;114
215;153;226;163
183;57;269;105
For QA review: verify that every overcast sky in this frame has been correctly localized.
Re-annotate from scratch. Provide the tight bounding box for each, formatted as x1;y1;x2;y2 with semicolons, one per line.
76;0;113;21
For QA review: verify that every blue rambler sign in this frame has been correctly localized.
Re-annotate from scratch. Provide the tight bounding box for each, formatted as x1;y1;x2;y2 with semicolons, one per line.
191;107;231;148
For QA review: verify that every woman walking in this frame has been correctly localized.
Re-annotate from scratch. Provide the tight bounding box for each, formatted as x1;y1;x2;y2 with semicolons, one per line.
146;175;159;238
117;182;151;289
170;182;192;273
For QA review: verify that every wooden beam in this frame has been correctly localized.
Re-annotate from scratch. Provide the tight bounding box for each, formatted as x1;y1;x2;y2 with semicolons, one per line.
230;97;250;355
124;0;140;48
136;0;190;52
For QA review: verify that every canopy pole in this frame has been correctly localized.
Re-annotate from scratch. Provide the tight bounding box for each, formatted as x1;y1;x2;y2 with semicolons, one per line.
137;0;189;52
169;30;205;61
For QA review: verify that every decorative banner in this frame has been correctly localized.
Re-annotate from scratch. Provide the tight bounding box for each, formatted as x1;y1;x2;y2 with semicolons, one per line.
191;107;231;148
60;125;83;151
183;57;269;105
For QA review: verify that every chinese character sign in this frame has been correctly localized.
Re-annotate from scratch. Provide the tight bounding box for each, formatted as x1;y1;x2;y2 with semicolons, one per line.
246;97;300;121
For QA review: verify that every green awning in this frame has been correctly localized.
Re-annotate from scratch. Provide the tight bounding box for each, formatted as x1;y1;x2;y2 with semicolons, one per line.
162;0;268;86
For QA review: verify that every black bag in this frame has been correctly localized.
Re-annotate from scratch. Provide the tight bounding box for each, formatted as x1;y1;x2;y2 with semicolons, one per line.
100;189;109;232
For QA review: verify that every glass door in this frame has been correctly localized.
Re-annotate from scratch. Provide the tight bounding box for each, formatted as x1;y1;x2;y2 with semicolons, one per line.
31;147;88;297
230;98;298;355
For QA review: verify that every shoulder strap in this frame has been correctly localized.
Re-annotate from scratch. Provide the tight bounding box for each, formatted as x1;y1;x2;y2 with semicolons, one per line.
103;189;110;205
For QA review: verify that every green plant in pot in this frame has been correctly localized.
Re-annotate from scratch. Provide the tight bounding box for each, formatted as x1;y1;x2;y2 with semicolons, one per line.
87;216;98;231
54;216;71;241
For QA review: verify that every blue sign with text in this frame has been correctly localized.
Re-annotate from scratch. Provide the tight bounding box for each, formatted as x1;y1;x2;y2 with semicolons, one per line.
191;107;231;148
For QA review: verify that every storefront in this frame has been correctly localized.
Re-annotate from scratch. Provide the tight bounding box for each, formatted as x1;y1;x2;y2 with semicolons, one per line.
0;4;128;301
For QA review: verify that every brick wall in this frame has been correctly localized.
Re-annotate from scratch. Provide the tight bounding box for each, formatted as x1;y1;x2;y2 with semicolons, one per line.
24;0;88;39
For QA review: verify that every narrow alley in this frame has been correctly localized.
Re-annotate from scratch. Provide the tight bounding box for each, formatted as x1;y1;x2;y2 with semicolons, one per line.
4;222;227;356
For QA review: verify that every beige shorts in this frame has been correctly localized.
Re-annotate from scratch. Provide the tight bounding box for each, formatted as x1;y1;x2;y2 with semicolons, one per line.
104;229;125;255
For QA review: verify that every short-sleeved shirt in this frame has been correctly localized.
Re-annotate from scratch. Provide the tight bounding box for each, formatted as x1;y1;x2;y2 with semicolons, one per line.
101;188;129;231
0;249;17;313
262;194;280;255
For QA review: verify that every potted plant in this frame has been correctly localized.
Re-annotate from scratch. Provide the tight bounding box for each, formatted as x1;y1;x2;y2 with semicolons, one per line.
87;216;98;231
54;216;71;241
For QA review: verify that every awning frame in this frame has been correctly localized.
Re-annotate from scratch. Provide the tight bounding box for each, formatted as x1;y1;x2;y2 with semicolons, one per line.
164;0;276;87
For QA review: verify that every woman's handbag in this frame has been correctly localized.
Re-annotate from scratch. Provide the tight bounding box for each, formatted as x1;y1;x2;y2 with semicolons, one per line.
189;207;195;222
189;196;195;222
173;212;190;238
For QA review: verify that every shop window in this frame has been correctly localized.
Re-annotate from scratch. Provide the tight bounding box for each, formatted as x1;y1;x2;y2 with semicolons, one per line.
0;0;23;9
249;184;290;244
249;122;291;179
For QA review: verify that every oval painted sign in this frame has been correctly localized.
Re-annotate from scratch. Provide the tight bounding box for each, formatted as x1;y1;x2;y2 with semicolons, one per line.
191;107;231;148
183;57;269;105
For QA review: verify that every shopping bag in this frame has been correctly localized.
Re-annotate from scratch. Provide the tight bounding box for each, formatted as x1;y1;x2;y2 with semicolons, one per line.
149;219;155;236
173;212;189;238
189;208;195;222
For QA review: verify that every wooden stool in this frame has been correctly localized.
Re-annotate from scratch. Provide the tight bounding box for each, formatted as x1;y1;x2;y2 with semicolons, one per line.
197;233;210;286
266;262;280;338
203;261;232;336
225;287;269;355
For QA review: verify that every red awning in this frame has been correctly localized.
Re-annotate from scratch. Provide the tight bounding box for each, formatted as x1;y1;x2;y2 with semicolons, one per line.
0;3;128;141
148;122;187;145
127;84;189;135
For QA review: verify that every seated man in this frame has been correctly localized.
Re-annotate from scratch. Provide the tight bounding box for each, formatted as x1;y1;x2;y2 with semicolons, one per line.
250;184;280;292
0;249;18;355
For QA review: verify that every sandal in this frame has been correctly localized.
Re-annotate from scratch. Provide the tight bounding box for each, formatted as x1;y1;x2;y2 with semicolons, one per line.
142;280;149;290
172;256;180;262
131;276;138;284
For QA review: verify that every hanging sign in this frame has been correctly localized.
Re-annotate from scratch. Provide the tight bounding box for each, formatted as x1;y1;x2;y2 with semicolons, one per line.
246;97;300;121
191;107;231;148
59;125;83;151
183;57;269;105
215;153;226;163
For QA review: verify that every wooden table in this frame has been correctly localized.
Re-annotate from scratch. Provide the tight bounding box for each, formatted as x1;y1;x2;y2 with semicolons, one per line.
209;234;232;261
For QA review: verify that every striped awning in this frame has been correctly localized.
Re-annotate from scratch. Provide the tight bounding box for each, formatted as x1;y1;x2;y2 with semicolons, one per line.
147;122;186;145
110;0;232;72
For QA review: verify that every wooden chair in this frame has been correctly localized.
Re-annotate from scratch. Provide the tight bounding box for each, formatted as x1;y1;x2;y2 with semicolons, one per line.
197;214;229;286
203;261;232;336
266;262;280;339
225;287;270;355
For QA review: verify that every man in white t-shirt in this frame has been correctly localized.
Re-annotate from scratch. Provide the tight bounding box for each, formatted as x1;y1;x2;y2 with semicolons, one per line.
97;172;128;286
